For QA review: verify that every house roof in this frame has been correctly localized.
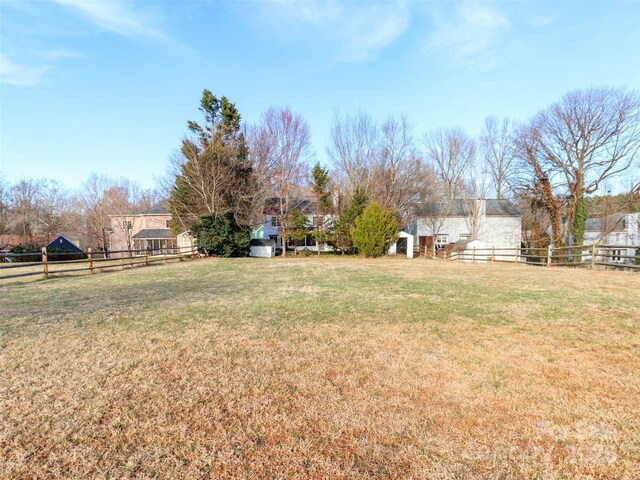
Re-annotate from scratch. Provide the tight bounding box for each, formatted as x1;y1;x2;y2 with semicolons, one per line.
47;235;83;253
142;200;170;215
416;199;521;217
264;197;317;215
0;234;48;249
585;214;626;233
132;229;174;239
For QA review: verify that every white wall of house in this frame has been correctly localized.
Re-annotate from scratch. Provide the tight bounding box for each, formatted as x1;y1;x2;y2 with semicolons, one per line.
256;215;334;252
583;213;639;264
416;216;521;249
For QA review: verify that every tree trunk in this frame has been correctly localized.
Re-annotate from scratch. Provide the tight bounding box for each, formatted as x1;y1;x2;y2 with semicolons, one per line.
571;194;587;263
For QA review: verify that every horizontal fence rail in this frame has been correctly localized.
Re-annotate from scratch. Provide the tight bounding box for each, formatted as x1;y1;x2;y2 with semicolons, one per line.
0;245;201;282
420;243;639;271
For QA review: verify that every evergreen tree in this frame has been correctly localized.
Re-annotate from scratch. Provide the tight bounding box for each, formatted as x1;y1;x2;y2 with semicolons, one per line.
333;187;367;254
311;163;332;255
170;90;256;234
350;203;398;258
190;212;250;257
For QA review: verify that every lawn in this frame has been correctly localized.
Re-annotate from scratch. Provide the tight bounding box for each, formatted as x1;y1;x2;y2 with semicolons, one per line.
1;257;639;478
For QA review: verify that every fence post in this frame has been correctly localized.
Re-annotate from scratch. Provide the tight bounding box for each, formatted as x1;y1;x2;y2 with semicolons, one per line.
191;244;196;259
41;247;48;279
591;242;597;268
473;247;476;263
516;246;520;264
547;245;552;266
88;247;94;273
163;247;167;263
491;246;495;262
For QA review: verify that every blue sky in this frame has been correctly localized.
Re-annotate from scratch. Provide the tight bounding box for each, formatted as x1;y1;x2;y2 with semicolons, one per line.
1;0;639;190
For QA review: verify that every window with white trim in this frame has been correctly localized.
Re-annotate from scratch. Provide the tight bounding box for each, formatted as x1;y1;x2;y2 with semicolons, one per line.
435;234;448;249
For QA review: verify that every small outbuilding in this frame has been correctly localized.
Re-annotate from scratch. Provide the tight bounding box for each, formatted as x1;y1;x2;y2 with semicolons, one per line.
250;238;276;258
453;239;487;263
387;231;414;259
47;235;83;253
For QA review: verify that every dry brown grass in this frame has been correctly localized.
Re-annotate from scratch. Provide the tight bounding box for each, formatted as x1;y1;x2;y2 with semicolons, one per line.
1;258;639;479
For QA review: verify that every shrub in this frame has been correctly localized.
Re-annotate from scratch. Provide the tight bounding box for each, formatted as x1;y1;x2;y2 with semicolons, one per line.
190;213;250;257
9;244;41;262
350;203;398;258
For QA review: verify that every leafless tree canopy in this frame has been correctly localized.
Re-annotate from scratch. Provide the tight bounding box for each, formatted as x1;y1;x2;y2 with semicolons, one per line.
0;176;9;237
327;110;377;196
515;87;640;246
423;127;476;201
252;107;312;255
480;116;517;199
369;116;432;226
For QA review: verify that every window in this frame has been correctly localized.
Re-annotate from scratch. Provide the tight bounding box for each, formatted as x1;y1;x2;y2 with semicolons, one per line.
459;234;471;241
503;234;515;246
270;216;282;227
165;220;170;228
122;220;132;231
435;234;448;248
610;249;622;262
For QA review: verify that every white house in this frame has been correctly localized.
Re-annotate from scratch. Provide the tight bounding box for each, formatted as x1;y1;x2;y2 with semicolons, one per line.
251;197;333;253
415;199;522;260
583;212;639;264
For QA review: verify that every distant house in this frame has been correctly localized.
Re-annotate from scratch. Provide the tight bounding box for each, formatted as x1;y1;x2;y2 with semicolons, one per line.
47;235;83;253
252;197;333;252
415;199;522;258
109;203;177;256
583;212;639;264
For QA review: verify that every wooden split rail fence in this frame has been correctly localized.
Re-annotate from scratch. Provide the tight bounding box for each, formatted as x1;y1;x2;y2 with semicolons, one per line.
0;245;200;282
422;243;640;271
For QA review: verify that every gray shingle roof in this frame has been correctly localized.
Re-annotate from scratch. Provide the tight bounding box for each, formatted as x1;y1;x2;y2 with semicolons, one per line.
132;229;174;239
416;199;520;217
585;214;626;232
264;197;317;215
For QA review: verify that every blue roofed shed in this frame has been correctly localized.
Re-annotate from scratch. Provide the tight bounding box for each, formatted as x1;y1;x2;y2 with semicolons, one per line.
47;235;84;253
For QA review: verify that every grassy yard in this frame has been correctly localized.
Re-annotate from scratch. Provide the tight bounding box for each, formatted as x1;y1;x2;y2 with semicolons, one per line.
1;257;639;478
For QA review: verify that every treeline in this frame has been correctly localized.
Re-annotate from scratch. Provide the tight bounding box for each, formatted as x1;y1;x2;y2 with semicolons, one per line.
168;87;640;255
0;175;162;252
1;86;639;255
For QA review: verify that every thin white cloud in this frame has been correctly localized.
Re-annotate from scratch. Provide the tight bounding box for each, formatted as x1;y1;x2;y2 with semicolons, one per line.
426;1;510;68
52;0;164;39
0;52;47;87
1;1;166;86
252;0;410;62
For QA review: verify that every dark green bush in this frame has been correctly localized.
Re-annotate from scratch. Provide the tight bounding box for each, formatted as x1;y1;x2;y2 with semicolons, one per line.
190;213;250;257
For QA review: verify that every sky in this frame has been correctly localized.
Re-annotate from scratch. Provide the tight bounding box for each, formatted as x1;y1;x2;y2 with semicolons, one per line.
1;0;639;191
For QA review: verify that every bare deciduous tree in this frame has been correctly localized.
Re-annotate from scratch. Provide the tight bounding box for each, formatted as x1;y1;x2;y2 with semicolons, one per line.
37;180;72;243
0;176;7;238
256;107;312;256
8;179;43;244
370;115;429;226
423;127;476;201
421;127;476;254
480;116;517;199
327;110;377;196
516;87;640;247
